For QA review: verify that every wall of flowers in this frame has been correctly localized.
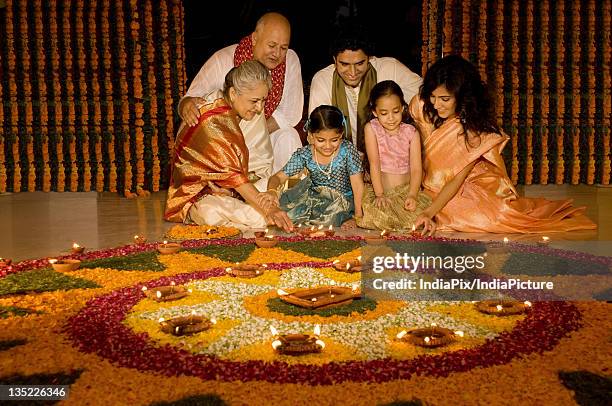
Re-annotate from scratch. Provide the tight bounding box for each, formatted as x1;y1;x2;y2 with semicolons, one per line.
422;0;611;185
0;0;186;193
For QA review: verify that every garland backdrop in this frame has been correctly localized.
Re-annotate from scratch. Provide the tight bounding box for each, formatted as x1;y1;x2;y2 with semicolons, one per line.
0;0;186;193
1;0;610;193
422;0;611;185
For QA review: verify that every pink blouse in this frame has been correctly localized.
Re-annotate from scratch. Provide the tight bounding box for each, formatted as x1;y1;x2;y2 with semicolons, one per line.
370;119;415;175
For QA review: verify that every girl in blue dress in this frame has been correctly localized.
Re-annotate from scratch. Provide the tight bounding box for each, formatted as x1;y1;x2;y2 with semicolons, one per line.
261;105;364;227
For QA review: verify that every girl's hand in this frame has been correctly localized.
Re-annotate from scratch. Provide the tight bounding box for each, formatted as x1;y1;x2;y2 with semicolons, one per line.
374;195;391;209
341;218;357;230
257;190;279;210
414;213;436;237
404;196;417;211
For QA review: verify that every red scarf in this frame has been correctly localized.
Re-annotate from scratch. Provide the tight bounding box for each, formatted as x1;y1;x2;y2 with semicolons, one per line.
233;35;286;119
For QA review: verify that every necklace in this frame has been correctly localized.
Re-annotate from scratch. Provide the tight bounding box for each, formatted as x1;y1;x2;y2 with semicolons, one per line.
313;148;338;179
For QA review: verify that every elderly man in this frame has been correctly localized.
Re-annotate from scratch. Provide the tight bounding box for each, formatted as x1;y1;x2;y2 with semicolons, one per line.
309;24;422;153
179;12;304;185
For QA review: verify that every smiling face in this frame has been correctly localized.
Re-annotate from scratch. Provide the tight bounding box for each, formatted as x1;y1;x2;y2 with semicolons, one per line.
429;85;457;119
373;94;404;133
310;129;343;158
252;18;290;70
229;81;269;121
334;49;369;88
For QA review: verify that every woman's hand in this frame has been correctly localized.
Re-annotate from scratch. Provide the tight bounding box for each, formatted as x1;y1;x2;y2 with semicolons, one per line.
207;181;233;197
374;195;391;209
256;190;279;210
404;196;417;211
266;207;294;232
414;213;436;236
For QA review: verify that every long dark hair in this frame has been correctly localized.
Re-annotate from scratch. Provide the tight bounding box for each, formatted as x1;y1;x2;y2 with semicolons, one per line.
420;55;501;146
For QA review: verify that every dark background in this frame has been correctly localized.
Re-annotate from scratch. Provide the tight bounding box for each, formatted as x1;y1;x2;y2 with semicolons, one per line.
183;0;423;89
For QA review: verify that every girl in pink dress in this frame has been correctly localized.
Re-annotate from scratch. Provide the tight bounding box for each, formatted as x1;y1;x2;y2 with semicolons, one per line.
357;80;431;230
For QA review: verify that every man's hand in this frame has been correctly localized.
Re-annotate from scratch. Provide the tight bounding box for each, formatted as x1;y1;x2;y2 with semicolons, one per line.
414;213;436;236
180;97;205;127
266;207;294;232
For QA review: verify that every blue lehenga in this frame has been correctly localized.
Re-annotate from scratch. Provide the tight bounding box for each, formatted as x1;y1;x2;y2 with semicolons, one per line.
279;140;363;226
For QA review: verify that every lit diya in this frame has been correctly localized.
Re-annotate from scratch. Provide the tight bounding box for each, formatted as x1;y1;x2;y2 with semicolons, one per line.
0;257;12;267
133;234;147;244
277;283;361;310
475;299;532;316
364;230;389;245
225;263;267;278
48;258;81;272
158;311;216;336
486;237;510;254
296;224;334;238
255;233;278;248
396;323;464;348
71;243;85;254
332;256;362;273
157;240;181;255
142;282;191;302
270;325;325;355
537;236;551;246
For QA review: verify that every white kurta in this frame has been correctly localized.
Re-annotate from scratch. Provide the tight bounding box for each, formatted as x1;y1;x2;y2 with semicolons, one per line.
308;56;423;144
181;44;304;172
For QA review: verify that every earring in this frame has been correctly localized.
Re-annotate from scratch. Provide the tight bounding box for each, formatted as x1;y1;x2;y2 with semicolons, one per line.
459;110;467;124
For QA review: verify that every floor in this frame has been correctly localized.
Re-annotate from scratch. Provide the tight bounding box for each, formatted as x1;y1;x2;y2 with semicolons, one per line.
1;184;611;262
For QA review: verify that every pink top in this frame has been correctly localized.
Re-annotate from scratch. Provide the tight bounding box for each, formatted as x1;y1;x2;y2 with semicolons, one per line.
370;119;416;175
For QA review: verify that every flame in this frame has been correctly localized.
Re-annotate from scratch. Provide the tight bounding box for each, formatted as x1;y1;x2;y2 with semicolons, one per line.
332;259;340;264
396;330;407;339
211;318;217;324
328;225;333;230
542;236;550;242
225;267;232;273
276;289;288;296
141;286;148;291
191;310;197;316
175;327;180;334
318;224;324;230
163;240;168;245
311;298;317;302
158;317;165;323
170;281;176;286
430;322;437;327
48;258;57;264
357;256;362;262
524;301;532;307
315;339;326;349
265;234;275;239
73;243;80;249
187;288;193;293
380;230;388;237
314;324;321;336
496;304;503;311
262;263;268;268
454;330;464;337
255;270;260;274
346;262;351;270
310;226;315;231
352;284;359;291
424;336;431;343
270;326;279;336
271;339;282;350
503;237;509;243
156;291;162;298
264;228;269;235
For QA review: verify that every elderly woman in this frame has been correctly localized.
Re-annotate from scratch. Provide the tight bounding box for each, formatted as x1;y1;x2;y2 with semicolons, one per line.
164;60;293;231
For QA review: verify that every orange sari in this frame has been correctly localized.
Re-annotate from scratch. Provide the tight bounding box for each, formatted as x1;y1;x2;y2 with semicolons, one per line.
164;98;250;223
409;98;596;233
